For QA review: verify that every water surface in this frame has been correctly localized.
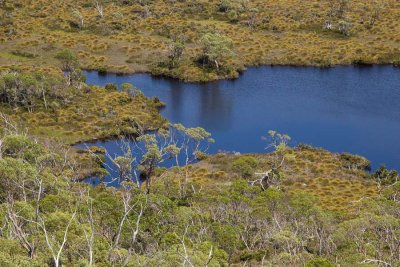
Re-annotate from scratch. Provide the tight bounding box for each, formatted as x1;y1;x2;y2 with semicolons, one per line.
83;66;400;170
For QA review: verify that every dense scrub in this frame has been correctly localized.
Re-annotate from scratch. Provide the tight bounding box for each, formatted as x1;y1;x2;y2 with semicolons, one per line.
0;128;399;266
0;0;400;81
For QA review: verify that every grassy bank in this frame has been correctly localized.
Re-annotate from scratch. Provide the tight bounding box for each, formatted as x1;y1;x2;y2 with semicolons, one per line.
188;145;378;215
0;0;400;81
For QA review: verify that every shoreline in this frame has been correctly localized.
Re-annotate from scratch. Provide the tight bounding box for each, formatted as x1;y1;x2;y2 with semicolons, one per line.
82;62;399;84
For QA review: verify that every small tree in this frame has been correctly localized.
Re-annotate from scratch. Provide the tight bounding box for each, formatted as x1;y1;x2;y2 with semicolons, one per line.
200;33;234;71
137;134;164;194
167;39;185;68
338;19;352;36
232;156;258;178
249;130;293;190
72;10;84;29
105;124;213;195
55;49;83;87
368;1;384;27
138;125;212;194
372;165;398;186
120;83;136;96
55;49;78;72
247;8;259;28
94;1;104;18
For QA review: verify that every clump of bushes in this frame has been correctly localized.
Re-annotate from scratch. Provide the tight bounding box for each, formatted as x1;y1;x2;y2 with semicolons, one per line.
0;70;79;112
372;165;398;186
232;155;258;178
198;32;236;74
338;153;371;171
105;83;117;91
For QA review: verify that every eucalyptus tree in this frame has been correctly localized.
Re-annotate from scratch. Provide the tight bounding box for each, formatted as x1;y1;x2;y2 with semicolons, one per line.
55;49;79;73
250;130;293;190
55;49;85;89
0;122;80;265
138;124;213;195
247;8;259;28
0;71;69;111
0;71;43;112
367;1;384;27
94;1;104;18
105;123;213;195
200;33;234;71
72;10;84;29
372;165;398;186
338;20;352;36
167;39;185;68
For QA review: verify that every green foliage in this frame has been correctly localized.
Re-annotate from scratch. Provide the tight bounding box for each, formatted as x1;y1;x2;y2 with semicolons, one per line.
0;157;37;200
120;82;136;95
0;128;397;266
305;257;335;267
211;222;241;256
105;83;117;91
289;192;319;216
199;33;235;71
2;134;43;161
339;152;371;170
0;69;80;112
232;156;258;178
55;49;78;71
227;10;239;22
0;250;42;267
338;19;352;36
167;39;185;68
372;165;398;185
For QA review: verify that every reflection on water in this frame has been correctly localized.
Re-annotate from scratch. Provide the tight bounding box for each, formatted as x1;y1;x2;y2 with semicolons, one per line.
197;82;232;130
83;65;400;170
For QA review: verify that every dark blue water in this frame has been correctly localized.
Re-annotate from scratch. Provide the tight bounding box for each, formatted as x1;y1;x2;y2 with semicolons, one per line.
82;66;400;171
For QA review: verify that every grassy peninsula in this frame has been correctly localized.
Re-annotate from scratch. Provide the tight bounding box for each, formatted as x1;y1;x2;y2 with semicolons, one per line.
0;66;166;144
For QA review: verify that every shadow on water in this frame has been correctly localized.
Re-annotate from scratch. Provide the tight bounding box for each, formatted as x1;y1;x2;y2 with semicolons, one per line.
82;65;400;181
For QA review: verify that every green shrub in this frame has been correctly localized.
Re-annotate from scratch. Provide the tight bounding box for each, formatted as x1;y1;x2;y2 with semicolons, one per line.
238;249;267;262
232;156;258;178
228;10;238;22
2;134;43;162
372;165;398;185
305;257;335;267
339;153;371;171
105;83;117;91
